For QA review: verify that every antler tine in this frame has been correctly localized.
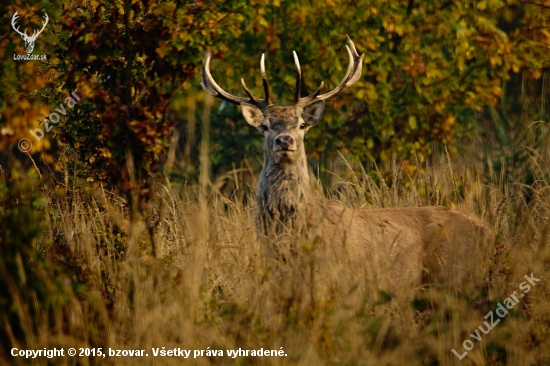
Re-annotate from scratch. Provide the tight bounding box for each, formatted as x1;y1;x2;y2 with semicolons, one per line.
240;78;263;104
260;54;272;105
38;12;49;34
33;12;49;37
201;52;248;105
11;11;26;37
293;51;301;103
200;51;270;109
315;43;361;101
344;35;364;88
297;35;364;106
346;34;359;57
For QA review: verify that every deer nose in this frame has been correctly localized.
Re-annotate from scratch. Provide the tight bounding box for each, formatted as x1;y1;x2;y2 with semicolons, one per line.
275;135;294;150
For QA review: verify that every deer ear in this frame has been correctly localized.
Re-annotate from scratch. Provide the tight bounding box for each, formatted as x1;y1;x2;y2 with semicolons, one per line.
302;100;325;126
240;103;264;128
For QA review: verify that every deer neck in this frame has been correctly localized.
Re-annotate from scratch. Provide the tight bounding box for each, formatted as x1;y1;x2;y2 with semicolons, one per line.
256;149;313;236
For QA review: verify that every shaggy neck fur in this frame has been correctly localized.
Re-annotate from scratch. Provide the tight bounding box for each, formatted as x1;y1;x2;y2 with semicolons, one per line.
255;149;313;240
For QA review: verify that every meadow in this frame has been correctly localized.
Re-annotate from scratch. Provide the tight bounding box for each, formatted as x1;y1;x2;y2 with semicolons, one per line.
2;115;550;365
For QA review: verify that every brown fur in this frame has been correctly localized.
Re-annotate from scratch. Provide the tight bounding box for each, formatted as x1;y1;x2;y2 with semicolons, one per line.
200;41;493;294
243;103;494;294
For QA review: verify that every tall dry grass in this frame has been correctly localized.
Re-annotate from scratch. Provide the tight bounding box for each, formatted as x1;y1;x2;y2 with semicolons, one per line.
3;123;550;366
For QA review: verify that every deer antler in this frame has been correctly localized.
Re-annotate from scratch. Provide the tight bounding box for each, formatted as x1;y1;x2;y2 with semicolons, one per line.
294;35;364;106
11;11;28;38
31;12;49;39
11;11;49;40
201;35;363;109
201;52;272;110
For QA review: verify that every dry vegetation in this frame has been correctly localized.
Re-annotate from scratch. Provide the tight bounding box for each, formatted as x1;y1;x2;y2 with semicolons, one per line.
3;127;550;366
2;2;550;365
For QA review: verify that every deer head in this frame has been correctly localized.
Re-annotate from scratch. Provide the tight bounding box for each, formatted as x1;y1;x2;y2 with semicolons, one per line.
201;36;364;166
11;11;49;54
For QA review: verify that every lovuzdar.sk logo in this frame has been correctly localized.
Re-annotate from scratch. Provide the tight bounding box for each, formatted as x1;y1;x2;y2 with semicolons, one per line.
11;10;49;61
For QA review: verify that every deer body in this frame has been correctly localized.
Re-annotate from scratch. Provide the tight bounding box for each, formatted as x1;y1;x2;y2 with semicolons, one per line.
201;36;493;293
314;203;491;290
252;120;492;291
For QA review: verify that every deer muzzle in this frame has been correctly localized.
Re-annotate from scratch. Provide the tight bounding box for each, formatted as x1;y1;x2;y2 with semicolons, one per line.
275;134;296;151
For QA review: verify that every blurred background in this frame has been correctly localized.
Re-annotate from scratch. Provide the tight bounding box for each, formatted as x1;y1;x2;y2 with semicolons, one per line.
1;0;549;196
1;1;550;364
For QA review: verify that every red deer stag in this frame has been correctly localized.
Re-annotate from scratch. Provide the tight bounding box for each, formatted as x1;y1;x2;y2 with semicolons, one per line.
201;36;493;293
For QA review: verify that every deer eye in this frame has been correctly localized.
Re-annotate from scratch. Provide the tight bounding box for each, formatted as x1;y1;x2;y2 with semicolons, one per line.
260;125;269;132
300;123;306;130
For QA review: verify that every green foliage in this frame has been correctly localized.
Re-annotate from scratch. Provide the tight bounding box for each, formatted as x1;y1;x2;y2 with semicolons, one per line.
4;0;548;190
53;0;254;203
0;169;112;361
480;71;550;185
209;103;264;176
202;0;550;177
0;169;53;352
